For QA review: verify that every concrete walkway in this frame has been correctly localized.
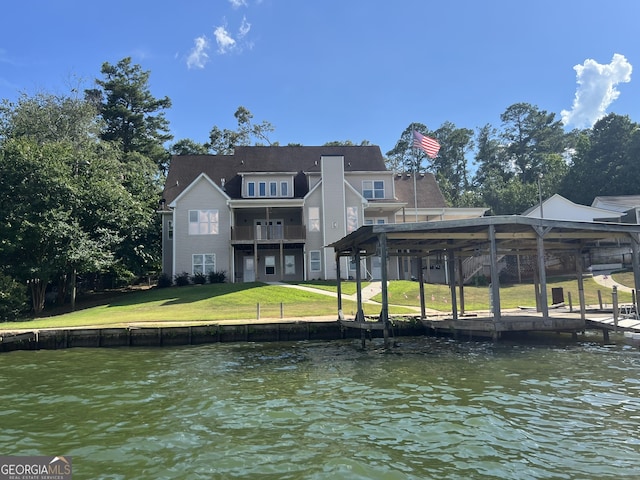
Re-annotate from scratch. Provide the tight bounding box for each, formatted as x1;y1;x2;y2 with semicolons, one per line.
591;270;634;293
272;281;385;303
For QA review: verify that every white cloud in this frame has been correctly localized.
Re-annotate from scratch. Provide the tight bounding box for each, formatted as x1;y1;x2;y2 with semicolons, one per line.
214;25;237;54
186;36;210;69
229;0;247;8
561;53;632;129
238;15;251;38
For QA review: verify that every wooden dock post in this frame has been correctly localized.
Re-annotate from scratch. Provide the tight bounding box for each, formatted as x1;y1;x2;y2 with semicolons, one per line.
612;286;619;332
598;290;603;310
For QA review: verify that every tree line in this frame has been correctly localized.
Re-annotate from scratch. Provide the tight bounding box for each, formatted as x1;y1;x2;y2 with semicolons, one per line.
1;57;638;320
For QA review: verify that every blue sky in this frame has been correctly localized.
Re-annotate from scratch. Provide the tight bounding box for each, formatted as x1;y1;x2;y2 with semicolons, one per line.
1;0;638;157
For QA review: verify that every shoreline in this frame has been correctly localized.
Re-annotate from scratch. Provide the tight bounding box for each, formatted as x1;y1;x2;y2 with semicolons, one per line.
0;317;427;353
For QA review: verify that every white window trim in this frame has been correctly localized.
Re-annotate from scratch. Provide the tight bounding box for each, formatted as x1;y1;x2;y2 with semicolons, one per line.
192;253;216;275
363;180;385;199
247;181;256;197
309;250;321;272
189;210;219;235
308;207;320;232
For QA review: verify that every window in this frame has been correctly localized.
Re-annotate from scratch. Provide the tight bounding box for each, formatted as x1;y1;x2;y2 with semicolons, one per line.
309;207;320;232
270;181;277;196
363;180;384;199
189;210;219;235
285;255;295;275
259;182;266;197
310;251;321;272
265;256;276;275
193;254;216;275
349;256;357;271
247;182;255;197
167;220;173;240
281;181;288;197
346;207;358;233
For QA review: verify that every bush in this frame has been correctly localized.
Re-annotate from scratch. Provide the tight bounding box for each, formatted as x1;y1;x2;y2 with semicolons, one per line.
0;272;28;322
208;270;227;284
192;272;207;285
174;272;191;287
156;273;173;288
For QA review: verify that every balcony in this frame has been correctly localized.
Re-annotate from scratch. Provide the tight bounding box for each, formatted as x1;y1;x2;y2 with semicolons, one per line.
231;225;306;243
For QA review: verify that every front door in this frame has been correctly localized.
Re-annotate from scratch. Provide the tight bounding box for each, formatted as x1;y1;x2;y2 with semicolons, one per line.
243;257;255;282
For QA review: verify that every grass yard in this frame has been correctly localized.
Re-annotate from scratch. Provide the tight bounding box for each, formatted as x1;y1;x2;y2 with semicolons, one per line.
1;282;412;330
375;278;633;311
1;276;631;331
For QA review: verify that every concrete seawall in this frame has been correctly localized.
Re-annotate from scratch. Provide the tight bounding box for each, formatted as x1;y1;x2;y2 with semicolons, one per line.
0;320;426;353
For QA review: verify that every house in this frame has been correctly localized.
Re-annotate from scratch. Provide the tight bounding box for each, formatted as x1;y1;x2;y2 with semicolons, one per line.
592;195;640;224
522;193;622;222
522;193;640;271
158;145;486;283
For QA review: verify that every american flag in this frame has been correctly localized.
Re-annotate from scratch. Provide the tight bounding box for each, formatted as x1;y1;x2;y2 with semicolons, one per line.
412;130;440;159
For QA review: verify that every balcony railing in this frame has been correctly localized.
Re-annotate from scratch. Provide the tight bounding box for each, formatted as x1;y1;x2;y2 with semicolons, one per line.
231;225;306;242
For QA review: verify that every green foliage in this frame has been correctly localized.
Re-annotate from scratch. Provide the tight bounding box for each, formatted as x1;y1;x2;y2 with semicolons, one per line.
156;273;173;288
207;106;275;154
169;138;209;155
0;272;28;322
560;114;640;204
208;270;227;284
0;92;158;313
87;57;172;171
174;272;191;287
433;121;474;206
192;272;207;285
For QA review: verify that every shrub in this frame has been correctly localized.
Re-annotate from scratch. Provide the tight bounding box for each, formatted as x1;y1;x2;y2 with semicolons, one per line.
192;272;207;285
156;273;173;288
174;272;191;287
0;272;28;322
208;270;227;284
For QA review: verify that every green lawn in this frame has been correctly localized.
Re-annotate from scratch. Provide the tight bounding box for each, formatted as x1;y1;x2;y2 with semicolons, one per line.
612;271;637;289
1;282;411;330
375;278;632;311
1;277;630;331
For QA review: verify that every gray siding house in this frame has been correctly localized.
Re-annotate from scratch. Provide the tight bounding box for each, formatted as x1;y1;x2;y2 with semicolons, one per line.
159;146;484;283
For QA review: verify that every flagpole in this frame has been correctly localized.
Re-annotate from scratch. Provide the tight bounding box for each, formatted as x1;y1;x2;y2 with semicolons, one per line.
412;127;419;222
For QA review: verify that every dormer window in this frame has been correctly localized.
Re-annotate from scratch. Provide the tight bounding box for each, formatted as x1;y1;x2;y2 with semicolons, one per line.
243;175;293;198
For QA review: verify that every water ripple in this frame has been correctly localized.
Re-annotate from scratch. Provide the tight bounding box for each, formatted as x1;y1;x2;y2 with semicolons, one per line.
1;339;639;478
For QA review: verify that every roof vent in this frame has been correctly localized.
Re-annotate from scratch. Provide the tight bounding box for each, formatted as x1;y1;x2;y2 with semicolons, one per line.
221;178;225;187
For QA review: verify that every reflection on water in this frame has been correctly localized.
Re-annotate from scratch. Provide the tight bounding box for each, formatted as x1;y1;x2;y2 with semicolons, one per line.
1;336;639;479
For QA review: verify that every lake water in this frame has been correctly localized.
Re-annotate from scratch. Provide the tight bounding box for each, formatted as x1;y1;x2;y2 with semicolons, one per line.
1;335;639;479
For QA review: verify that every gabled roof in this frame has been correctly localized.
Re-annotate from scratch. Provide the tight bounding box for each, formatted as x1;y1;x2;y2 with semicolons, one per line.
522;194;621;221
168;173;230;208
592;195;640;212
393;172;447;208
162;145;387;205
